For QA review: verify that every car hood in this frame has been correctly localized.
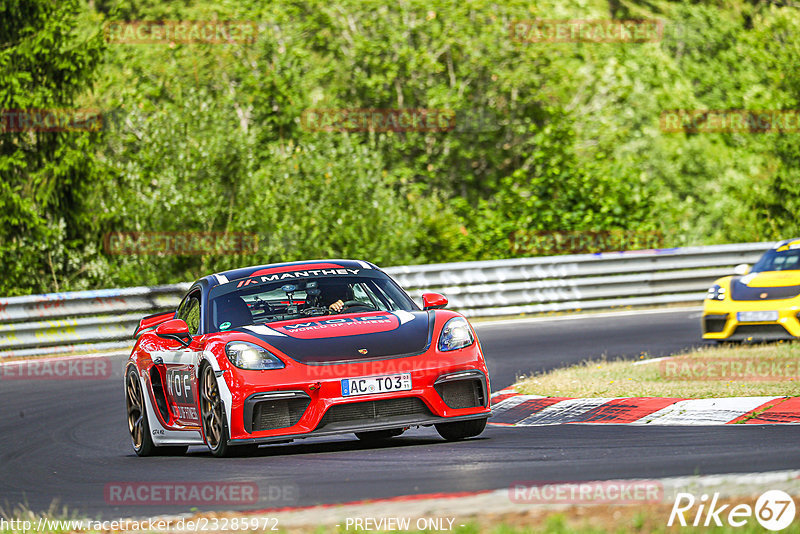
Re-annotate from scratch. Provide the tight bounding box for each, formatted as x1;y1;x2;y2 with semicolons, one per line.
740;271;800;287
730;271;800;301
238;310;433;364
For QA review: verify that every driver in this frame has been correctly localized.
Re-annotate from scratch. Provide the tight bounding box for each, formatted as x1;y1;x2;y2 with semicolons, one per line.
319;282;353;313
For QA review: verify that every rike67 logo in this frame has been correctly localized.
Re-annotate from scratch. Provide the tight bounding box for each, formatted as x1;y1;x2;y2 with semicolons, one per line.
668;490;796;531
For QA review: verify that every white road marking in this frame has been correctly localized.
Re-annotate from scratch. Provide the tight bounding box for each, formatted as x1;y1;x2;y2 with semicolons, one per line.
490;395;544;418
473;307;703;328
516;398;618;426
632;397;781;425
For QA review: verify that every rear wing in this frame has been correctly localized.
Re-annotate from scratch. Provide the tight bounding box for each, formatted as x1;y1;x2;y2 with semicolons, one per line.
134;311;175;339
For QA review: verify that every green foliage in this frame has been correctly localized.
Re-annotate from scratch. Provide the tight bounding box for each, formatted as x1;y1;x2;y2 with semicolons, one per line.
2;0;800;295
0;0;106;295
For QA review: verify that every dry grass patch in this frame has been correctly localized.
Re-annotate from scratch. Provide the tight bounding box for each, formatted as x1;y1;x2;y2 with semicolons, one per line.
514;341;800;398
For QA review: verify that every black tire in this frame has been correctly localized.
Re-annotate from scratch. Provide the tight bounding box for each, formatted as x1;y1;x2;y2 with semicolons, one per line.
354;428;405;442
435;418;488;441
125;367;188;457
199;364;257;457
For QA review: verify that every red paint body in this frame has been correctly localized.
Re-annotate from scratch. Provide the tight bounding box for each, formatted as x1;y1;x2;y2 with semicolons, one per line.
126;260;491;450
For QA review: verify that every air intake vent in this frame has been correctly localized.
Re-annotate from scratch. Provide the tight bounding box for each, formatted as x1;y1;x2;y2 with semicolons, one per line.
435;379;484;409
317;397;430;429
702;314;728;334
731;324;792;341
252;397;310;432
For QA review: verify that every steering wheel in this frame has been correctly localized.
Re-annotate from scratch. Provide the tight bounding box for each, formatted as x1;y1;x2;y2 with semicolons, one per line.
300;306;330;317
341;300;376;312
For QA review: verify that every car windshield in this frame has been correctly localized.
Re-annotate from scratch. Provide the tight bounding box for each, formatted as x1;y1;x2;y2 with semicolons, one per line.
751;248;800;273
207;271;418;332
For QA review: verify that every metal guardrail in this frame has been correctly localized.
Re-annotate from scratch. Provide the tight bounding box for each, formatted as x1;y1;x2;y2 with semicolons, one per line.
0;285;191;358
0;242;774;358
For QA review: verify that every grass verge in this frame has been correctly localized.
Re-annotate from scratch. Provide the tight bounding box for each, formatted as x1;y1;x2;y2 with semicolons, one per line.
513;341;800;398
3;495;799;533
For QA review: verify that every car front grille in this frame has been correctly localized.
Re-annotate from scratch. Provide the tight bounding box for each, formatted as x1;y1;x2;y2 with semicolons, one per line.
317;397;431;429
252;398;310;432
435;379;485;409
703;314;728;333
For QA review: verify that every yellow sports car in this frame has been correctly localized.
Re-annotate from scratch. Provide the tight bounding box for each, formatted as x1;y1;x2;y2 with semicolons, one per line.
703;238;800;342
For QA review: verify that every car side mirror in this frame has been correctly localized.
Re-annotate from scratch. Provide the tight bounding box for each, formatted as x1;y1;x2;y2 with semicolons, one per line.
155;319;192;347
422;292;448;310
733;263;750;276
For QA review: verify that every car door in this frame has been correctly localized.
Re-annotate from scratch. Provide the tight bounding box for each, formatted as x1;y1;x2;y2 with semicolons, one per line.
160;289;204;427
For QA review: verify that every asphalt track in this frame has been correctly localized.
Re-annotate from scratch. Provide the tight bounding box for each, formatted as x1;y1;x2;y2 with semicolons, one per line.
1;308;799;518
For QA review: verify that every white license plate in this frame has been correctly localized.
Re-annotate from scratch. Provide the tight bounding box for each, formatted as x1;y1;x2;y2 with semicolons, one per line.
737;311;779;322
341;373;412;397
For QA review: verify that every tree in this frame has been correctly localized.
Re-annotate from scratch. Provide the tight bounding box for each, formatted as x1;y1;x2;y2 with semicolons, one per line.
0;0;105;295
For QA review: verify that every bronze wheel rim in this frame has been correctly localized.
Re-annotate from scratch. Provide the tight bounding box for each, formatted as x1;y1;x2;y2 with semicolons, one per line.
201;366;224;449
126;372;145;450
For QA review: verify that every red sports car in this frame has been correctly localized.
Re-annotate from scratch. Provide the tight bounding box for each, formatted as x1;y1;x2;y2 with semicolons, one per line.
125;260;491;457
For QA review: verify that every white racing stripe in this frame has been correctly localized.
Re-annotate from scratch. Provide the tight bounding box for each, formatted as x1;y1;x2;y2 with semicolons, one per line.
632;397;780;425
243;325;287;337
392;310;416;325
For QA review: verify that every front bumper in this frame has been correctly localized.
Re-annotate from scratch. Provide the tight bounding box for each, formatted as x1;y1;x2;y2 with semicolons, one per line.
221;347;491;442
702;300;800;340
229;411;489;445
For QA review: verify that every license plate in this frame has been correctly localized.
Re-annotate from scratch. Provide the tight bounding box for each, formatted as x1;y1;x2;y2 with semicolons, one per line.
341;373;412;397
737;311;779;322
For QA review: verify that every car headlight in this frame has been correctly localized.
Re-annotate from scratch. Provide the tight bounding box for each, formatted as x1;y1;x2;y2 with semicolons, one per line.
225;341;285;370
438;317;475;351
706;284;726;301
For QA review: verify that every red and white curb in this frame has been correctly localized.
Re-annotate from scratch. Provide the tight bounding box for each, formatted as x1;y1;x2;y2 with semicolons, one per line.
489;387;800;425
